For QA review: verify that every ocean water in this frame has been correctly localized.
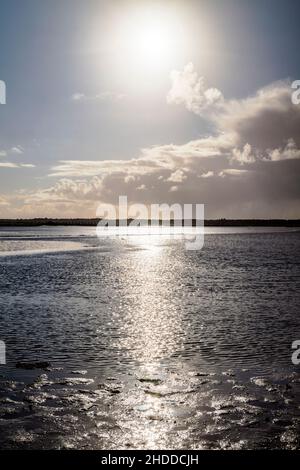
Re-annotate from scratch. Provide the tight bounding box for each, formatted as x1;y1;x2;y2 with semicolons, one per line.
0;226;299;449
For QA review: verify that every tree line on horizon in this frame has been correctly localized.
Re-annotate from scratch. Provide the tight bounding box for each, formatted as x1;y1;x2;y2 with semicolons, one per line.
0;218;300;227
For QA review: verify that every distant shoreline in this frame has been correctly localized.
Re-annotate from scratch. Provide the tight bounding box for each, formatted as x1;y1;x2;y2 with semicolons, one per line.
0;218;300;227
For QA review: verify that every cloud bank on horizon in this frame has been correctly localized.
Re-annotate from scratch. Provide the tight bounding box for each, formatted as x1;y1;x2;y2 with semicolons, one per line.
2;62;299;219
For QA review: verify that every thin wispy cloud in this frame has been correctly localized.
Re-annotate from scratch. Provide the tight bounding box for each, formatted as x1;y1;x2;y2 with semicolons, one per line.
10;146;24;155
0;162;35;169
71;92;126;102
219;169;250;177
0;195;9;206
0;146;24;157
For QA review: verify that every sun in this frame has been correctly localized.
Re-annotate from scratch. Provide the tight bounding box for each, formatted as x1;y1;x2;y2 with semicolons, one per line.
126;15;175;69
109;4;184;73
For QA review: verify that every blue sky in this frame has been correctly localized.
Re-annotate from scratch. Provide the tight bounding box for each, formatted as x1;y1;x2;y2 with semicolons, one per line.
0;0;300;218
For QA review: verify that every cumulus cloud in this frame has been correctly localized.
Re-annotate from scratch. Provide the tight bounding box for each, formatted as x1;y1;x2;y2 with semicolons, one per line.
167;62;223;114
200;171;214;178
266;139;300;162
3;71;300;219
124;175;135;184
232;144;256;165
168;68;300;166
167;169;187;183
218;81;300;152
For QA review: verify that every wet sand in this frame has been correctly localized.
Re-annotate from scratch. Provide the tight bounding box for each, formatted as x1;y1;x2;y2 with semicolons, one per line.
1;364;300;449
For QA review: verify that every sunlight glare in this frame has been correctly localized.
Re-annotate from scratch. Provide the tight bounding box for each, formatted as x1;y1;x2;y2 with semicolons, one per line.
127;17;175;68
111;4;184;74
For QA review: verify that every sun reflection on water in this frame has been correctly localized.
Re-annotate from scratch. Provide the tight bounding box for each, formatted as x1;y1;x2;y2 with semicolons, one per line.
111;240;190;448
116;241;185;364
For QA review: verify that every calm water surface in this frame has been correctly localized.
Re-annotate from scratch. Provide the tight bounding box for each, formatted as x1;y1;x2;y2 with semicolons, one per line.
0;226;299;449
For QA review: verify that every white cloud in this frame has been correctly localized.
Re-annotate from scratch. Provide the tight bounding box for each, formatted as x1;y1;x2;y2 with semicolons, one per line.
142;134;233;161
23;177;103;205
0;195;9;206
3;74;300;219
0;162;35;169
219;169;250;177
167;62;223;114
38;78;300;218
266;139;300;162
217;81;300;152
167;169;187;183
71;91;126;102
168;71;300;167
0;162;19;168
0;145;25;157
124;175;136;184
10;146;24;155
50;156;176;178
71;93;85;101
232;143;256;165
200;171;214;178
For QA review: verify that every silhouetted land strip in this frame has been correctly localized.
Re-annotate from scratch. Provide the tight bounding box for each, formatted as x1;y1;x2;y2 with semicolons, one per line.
0;218;300;227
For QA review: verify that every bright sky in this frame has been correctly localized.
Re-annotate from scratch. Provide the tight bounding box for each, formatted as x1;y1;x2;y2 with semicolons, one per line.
0;0;300;218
